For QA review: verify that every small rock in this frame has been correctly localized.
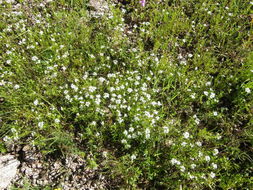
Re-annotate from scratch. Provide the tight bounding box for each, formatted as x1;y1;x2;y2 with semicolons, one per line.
22;145;31;151
53;161;61;169
0;154;20;189
89;0;109;17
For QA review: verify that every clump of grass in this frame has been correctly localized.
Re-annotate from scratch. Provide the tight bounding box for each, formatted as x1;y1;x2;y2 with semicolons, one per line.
0;0;252;189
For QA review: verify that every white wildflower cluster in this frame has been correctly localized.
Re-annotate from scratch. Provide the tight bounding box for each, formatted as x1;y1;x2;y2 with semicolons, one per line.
169;136;219;181
1;1;250;188
165;120;220;183
58;69;163;148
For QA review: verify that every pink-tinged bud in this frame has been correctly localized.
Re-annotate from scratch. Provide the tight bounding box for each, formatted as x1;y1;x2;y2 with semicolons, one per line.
140;0;146;7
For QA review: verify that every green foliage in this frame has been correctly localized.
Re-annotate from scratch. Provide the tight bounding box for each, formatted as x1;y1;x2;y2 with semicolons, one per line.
0;0;252;189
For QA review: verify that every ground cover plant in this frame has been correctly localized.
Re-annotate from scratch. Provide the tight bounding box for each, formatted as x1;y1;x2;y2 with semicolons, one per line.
0;0;252;189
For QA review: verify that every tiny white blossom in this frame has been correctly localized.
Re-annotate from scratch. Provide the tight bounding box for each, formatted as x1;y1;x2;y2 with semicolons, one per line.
130;154;136;160
127;88;133;93
205;155;210;162
71;84;78;92
196;141;202;147
213;111;218;116
123;130;128;136
171;158;181;165
54;119;60;123
32;56;38;61
190;94;196;99
183;132;190;139
180;165;186;172
163;126;169;134
91;121;96;126
104;93;110;98
99;77;106;83
145;128;150;139
212;163;218;169
245;88;251;94
210;172;216;178
34;99;39;106
38;121;44;129
14;84;20;89
204;91;209;96
210;92;215;99
89;86;96;92
188;53;193;58
191;164;196;169
213;149;219;155
129;127;134;132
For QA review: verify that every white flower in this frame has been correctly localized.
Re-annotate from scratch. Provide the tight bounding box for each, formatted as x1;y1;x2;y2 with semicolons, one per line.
213;111;218;116
14;84;20;89
212;163;217;169
204;91;209;96
181;142;187;146
189;174;195;179
91;121;96;126
134;81;139;86
213;149;219;155
32;56;38;61
6;0;15;3
65;95;70;100
145;128;150;139
104;93;109;98
129;127;134;132
210;172;216;178
6;50;12;54
99;77;106;83
71;84;78;92
38;121;44;129
123;130;128;136
180;165;186;172
210;92;215;99
171;158;180;165
191;164;196;169
163;126;169;134
130;154;136;160
54;119;60;123
195;118;200;125
34;99;39;106
109;87;115;92
196;141;202;147
127;88;133;93
102;151;108;158
121;139;127;144
190;93;196;99
188;53;193;58
205;156;210;162
245;88;251;94
89;86;96;92
183;132;190;139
